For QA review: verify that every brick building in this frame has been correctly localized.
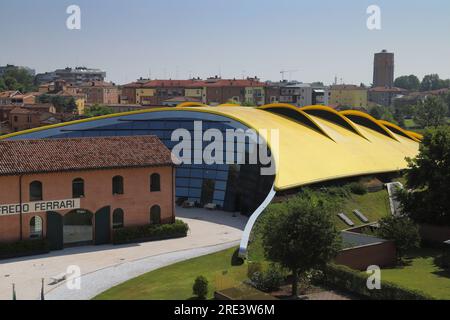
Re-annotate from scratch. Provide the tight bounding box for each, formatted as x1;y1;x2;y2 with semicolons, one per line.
80;81;119;105
0;136;175;249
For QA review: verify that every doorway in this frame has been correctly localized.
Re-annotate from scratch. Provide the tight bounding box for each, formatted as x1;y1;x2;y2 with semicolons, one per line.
63;209;94;246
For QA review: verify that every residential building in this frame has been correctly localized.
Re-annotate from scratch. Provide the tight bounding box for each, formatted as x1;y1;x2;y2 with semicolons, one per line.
35;67;106;86
329;85;368;109
204;77;266;105
368;87;406;107
0;136;175;248
373;50;395;88
0;91;38;105
80;81;119;105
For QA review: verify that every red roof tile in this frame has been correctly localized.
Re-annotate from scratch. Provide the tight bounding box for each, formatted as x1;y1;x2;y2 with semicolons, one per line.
0;136;173;176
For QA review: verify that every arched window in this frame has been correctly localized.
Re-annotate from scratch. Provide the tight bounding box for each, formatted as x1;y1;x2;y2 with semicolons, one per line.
30;216;43;239
150;173;161;192
112;176;124;195
150;205;161;224
29;181;43;201
112;208;124;229
72;178;85;198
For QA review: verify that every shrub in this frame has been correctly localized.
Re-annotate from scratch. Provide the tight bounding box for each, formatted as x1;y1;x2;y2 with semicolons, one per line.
250;264;284;292
247;262;263;278
113;219;189;244
0;239;49;260
322;264;433;300
193;276;209;299
348;182;368;195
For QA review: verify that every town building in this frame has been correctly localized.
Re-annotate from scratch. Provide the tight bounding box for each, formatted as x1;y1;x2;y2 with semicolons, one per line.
270;81;328;107
368;87;406;107
329;85;368;109
0;91;38;106
79;81;119;105
0;136;175;249
373;50;395;88
35;67;106;86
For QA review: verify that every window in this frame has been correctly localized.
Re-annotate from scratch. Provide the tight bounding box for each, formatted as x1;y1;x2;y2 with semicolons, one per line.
13;116;18;122
150;173;161;192
150;205;161;224
112;176;124;195
29;181;43;201
72;178;85;198
30;216;43;239
112;208;124;229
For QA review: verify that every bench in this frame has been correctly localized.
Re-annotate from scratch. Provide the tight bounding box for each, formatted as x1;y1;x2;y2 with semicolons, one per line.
353;209;369;223
337;213;355;227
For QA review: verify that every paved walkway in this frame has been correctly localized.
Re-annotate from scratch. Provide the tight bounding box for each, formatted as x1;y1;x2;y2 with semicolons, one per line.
0;208;247;300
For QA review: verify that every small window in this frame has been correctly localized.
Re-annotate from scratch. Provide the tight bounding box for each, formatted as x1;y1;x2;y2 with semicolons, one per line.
112;208;124;229
30;216;43;239
72;178;85;198
150;205;161;224
112;176;124;195
150;173;161;192
30;181;43;201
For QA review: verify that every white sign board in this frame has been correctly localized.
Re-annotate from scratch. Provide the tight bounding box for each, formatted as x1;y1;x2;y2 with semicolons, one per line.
0;199;81;216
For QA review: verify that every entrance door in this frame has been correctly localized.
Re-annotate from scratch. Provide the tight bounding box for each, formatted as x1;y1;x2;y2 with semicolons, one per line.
95;206;111;245
63;209;94;246
47;211;63;250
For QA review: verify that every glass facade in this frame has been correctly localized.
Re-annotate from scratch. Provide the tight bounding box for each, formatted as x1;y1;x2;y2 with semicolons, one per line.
8;110;275;215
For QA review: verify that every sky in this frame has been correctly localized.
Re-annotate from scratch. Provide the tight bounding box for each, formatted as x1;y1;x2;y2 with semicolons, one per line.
1;0;449;85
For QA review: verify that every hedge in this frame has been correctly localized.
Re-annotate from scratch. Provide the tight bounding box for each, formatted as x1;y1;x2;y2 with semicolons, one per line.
113;219;189;245
322;263;434;300
0;239;50;260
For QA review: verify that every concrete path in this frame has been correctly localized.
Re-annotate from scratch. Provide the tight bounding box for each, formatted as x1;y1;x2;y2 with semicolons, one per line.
0;208;247;300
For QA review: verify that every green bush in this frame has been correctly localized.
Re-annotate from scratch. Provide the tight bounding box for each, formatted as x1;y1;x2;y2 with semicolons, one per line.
348;182;368;195
322;264;434;300
247;262;263;278
0;239;49;259
193;276;209;299
113;219;189;244
250;264;284;292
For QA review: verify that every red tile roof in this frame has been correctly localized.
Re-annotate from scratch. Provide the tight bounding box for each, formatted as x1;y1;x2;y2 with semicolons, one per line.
0;136;173;176
369;86;405;93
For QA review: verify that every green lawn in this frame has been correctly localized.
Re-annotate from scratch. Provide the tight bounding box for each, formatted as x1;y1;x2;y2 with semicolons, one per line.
94;247;247;300
380;248;450;300
337;189;391;230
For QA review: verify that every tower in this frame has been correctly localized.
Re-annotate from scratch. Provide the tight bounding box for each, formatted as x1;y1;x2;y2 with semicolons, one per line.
373;50;394;88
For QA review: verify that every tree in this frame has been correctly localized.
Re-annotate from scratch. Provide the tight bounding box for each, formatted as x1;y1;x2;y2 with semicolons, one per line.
0;66;36;92
420;74;449;92
192;276;208;300
370;105;396;123
394;75;420;91
400;126;450;226
377;215;420;261
261;191;341;297
84;104;114;117
413;96;448;128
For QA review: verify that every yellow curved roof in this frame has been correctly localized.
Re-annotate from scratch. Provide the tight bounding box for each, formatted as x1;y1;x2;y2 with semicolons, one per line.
0;104;420;191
